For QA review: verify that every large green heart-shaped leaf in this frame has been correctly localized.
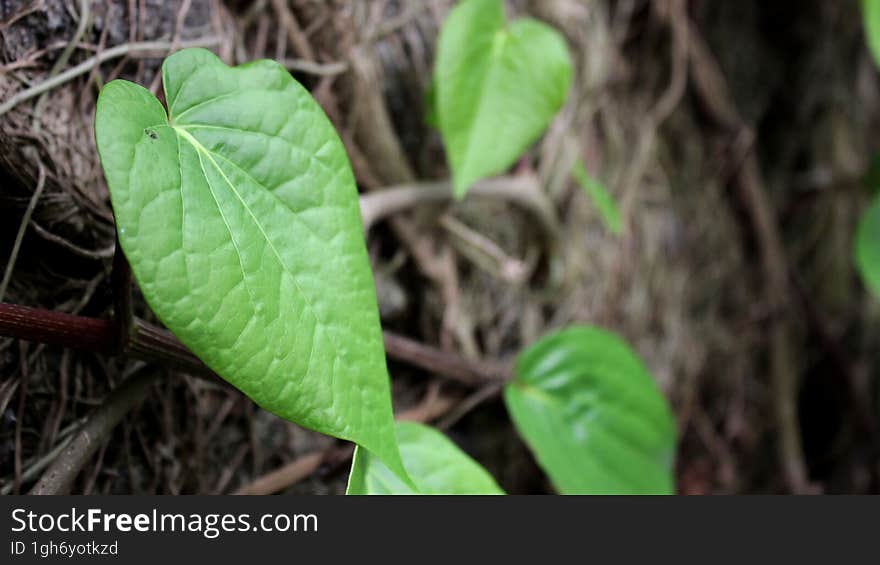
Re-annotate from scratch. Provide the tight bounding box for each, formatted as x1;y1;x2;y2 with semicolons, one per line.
504;326;676;494
347;421;504;495
856;193;880;298
94;48;407;481
435;0;572;197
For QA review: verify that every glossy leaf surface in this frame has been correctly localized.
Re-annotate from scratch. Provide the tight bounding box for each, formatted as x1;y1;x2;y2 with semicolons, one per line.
504;326;676;494
95;48;407;480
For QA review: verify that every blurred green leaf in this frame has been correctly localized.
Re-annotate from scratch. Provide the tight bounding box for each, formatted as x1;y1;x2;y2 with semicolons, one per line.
572;160;622;235
856;193;880;298
858;1;880;298
434;0;572;197
347;421;504;495
504;326;676;494
863;0;880;67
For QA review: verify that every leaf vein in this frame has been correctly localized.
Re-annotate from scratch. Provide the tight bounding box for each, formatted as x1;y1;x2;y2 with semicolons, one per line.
175;127;345;398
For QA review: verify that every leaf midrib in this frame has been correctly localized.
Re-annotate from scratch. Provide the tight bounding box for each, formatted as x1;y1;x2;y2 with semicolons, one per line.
443;25;509;186
463;31;507;177
172;125;345;392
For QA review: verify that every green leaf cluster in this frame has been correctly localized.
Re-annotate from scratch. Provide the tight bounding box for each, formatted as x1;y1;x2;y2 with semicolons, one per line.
96;44;676;496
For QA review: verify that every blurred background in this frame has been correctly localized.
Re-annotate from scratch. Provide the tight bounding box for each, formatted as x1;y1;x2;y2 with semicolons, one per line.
1;0;878;494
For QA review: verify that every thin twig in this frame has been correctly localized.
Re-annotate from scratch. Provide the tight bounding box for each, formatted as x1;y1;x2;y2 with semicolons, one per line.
232;450;327;495
0;37;221;118
0;164;46;302
437;381;505;430
358;175;560;244
233;392;459;495
282;58;348;76
29;221;115;259
0;433;75;495
440;215;529;284
32;0;92;131
383;332;510;386
13;342;28;494
270;0;315;60
30;364;155;495
687;21;812;494
0;2;41;31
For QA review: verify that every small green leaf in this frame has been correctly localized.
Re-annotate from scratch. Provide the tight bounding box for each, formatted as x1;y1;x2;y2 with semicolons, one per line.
347;421;504;495
504;326;676;494
95;48;409;483
572;160;622;235
856;193;880;298
863;0;880;67
435;0;572;197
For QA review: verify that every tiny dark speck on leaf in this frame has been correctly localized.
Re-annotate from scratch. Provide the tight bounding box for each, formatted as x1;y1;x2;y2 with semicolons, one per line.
144;128;158;140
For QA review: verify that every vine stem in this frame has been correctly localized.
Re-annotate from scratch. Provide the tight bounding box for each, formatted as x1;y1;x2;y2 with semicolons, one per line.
358;175;559;244
382;332;509;386
0;301;509;386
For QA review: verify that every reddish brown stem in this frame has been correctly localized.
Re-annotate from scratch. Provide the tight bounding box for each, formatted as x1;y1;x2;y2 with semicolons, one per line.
0;301;508;386
0;302;115;352
383;332;510;386
128;320;212;376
